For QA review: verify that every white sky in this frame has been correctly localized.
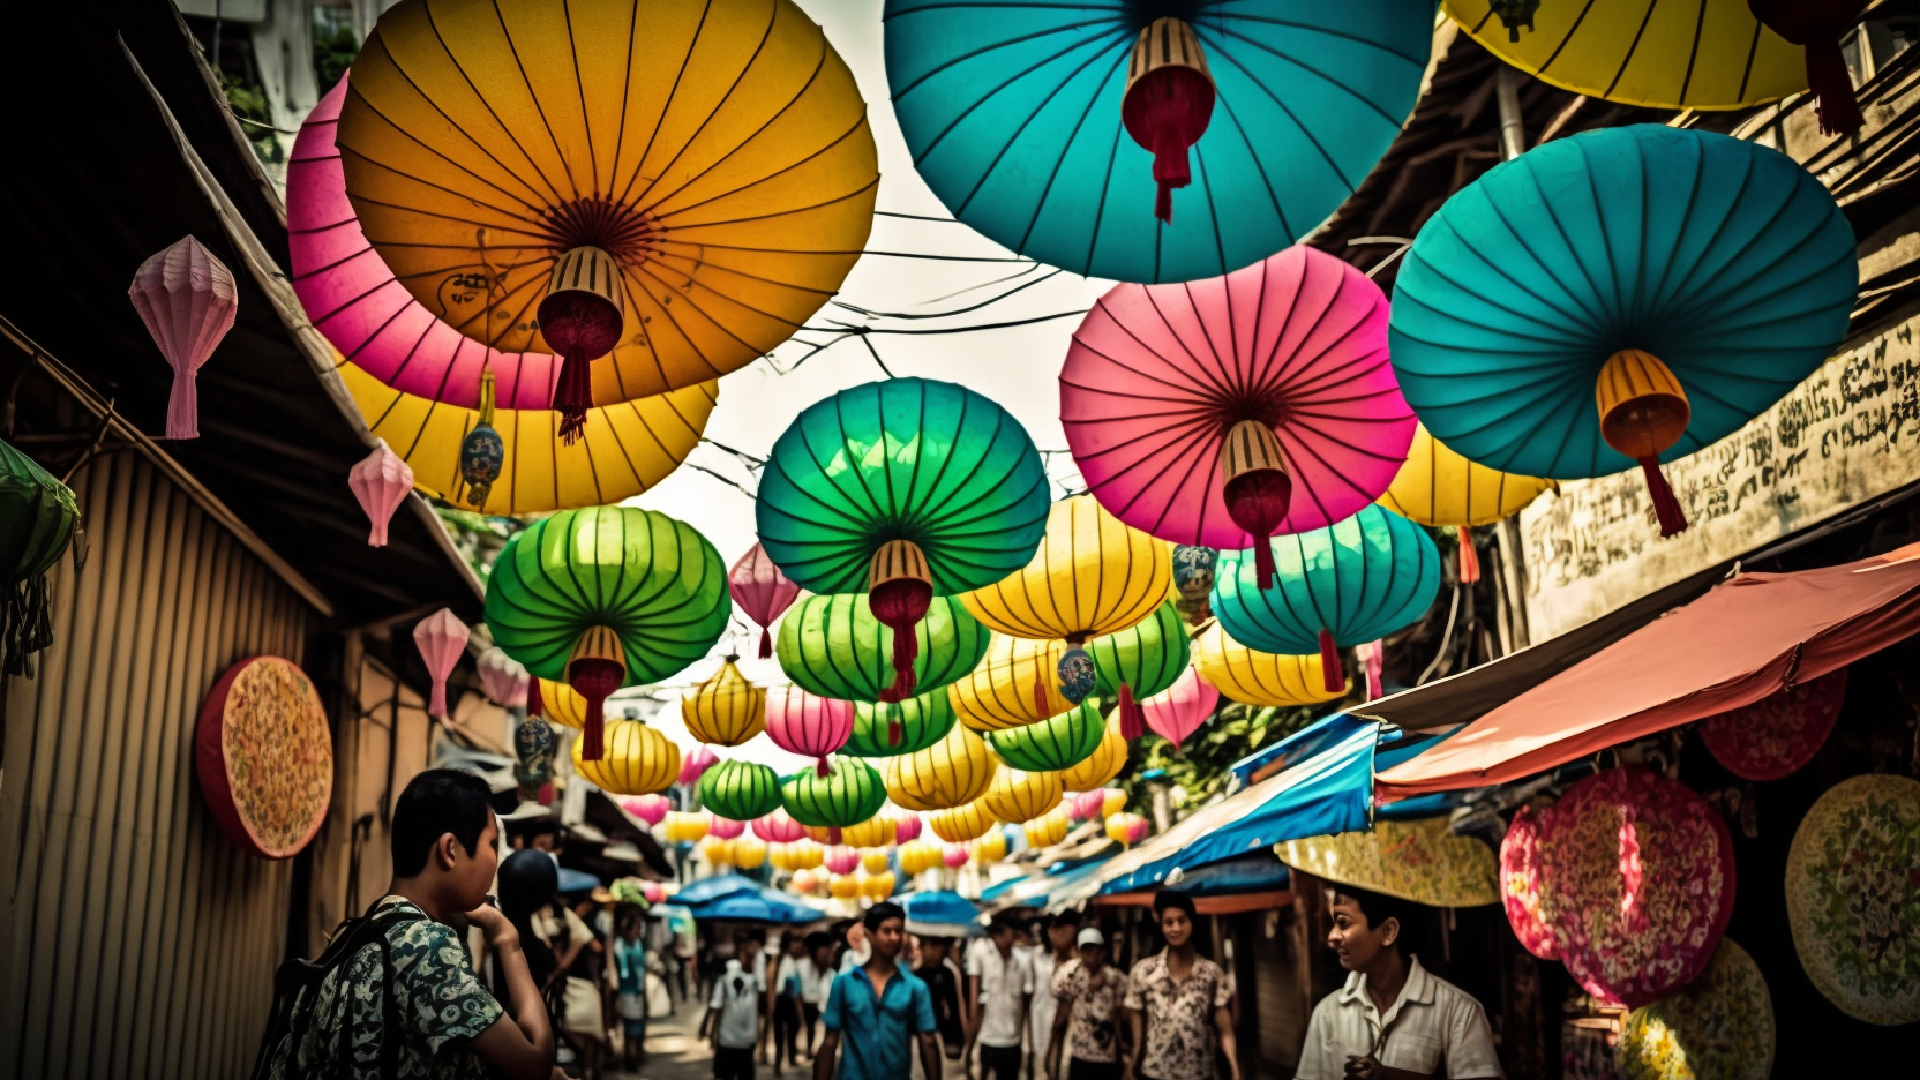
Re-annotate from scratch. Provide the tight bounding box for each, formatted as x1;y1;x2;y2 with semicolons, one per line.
624;0;1108;770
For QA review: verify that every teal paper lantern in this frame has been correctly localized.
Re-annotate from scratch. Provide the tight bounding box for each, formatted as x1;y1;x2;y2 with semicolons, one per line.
781;758;888;830
700;759;785;822
776;592;990;704
986;701;1107;773
848;692;957;757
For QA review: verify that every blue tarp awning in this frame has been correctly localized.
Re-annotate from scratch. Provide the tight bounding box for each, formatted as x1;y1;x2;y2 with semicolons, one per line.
674;873;761;906
679;891;822;924
904;890;981;935
1168;852;1291;897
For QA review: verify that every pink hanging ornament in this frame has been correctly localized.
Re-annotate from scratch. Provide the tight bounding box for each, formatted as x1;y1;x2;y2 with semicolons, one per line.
412;607;469;719
754;809;808;844
708;815;746;841
943;844;970;869
728;543;803;659
349;439;414;546
680;744;719;787
128;235;238;440
1142;668;1219;751
642;882;666;903
1070;790;1107;821
625;794;671;826
894;814;924;845
824;845;861;876
478;647;530;708
765;685;854;774
1357;640;1385;700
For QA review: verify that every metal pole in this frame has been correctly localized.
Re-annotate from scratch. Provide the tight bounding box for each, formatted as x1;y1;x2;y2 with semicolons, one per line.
1496;68;1527;161
1494;65;1534;650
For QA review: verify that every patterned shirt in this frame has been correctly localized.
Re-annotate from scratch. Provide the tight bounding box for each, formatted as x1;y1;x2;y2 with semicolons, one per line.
1123;951;1232;1080
260;896;504;1080
1050;958;1124;1063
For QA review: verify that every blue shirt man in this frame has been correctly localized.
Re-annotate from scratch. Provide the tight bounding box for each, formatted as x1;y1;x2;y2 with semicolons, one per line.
815;902;941;1080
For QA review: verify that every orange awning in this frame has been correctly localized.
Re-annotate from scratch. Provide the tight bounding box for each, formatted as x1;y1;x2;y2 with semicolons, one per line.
1377;542;1920;797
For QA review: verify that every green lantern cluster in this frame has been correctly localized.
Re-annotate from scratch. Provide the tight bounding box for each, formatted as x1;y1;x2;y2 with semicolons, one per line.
847;692;957;757
699;758;784;821
986;701;1106;772
1;438;78;677
776;593;990;702
780;757;888;829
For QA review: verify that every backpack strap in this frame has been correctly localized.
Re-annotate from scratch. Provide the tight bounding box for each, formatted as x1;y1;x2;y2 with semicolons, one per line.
249;901;428;1080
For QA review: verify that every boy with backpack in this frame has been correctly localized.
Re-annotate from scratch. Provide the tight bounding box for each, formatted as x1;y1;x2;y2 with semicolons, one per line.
705;956;765;1080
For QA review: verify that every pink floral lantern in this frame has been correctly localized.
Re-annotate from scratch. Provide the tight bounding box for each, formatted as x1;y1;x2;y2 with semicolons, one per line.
728;543;803;659
1500;803;1559;961
478;647;530;709
707;814;746;841
128;235;238;440
765;686;854;775
824;844;862;876
1061;245;1413;588
1142;668;1219;750
680;743;719;787
943;844;970;869
412;608;469;719
1070;790;1107;821
624;794;670;827
895;814;924;844
754;809;809;844
348;439;413;547
1699;667;1846;781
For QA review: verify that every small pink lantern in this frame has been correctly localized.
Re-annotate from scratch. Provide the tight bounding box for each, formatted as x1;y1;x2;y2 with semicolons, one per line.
642;881;666;903
348;439;414;547
708;814;746;841
943;844;970;869
1356;640;1385;700
680;744;719;787
894;814;924;844
1142;668;1220;751
728;543;803;659
625;794;670;827
128;235;238;440
1070;790;1107;821
478;647;530;708
824;844;861;876
412;608;469;719
754;809;809;844
765;686;853;774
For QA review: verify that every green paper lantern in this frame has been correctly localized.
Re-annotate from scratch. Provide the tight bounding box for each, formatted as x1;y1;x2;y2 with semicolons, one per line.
986;701;1106;773
1090;600;1190;701
1;437;79;677
781;757;888;829
699;758;784;822
486;506;730;759
776;592;990;703
847;692;957;757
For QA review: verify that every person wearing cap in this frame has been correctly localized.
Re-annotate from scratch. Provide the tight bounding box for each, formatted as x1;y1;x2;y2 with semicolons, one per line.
1026;914;1079;1080
1045;926;1126;1080
1123;891;1239;1080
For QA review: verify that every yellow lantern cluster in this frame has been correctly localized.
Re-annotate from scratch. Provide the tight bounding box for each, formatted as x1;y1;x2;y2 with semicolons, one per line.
898;839;943;875
842;816;895;849
859;870;897;901
572;720;680;795
970;827;1009;865
886;725;997;812
732;836;768;870
960;495;1172;644
1193;623;1347;707
1023;808;1071;849
681;658;767;746
663;810;710;844
1057;722;1128;792
948;635;1071;731
698;836;734;865
540;678;590;729
929;798;998;843
861;850;891;875
772;839;824;872
984;767;1064;824
829;873;860;900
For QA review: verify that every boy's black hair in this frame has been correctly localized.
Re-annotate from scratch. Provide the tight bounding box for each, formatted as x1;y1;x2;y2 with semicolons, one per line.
1152;889;1196;920
988;912;1021;936
390;769;494;877
1329;884;1422;956
805;930;836;953
863;900;906;932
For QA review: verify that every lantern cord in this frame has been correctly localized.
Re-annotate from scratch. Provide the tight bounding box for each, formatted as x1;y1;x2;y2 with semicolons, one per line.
858;336;894;379
832;268;1064;321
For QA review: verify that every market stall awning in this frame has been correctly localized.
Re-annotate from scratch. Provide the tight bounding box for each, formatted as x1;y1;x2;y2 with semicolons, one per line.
1378;543;1920;796
674;873;764;906
1093;851;1292;914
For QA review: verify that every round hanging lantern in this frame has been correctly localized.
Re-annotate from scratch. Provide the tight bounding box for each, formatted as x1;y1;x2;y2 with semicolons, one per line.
1617;938;1775;1080
1069;790;1108;821
1106;812;1151;846
679;743;720;787
829;873;861;900
699;759;785;822
1059;723;1129;793
1101;789;1128;818
1391;126;1856;540
769;843;795;872
682;657;768;748
1542;767;1735;1008
0;436;79;678
860;870;897;901
943;844;970;869
948;635;1074;733
664;811;710;845
1278;816;1499;908
780;758;888;830
983;768;1065;825
776;592;992;704
1062;247;1414;586
1785;773;1920;1025
1024;809;1071;850
754;808;809;845
1379;423;1555;585
985;702;1107;773
128;235;237;441
824;845;862;876
732;836;769;871
786;839;826;872
1171;546;1217;626
899;839;941;876
764;685;853;772
843;816;896;850
625;794;670;827
860;850;891;875
707;815;747;841
1088;601;1191;740
698;837;735;867
1212;504;1440;693
885;724;997;813
337;0;877;436
970;828;1008;866
847;692;957;758
572;721;681;797
883;0;1433;282
929;798;998;844
1141;668;1219;751
1192;623;1347;708
485;506;730;759
1700;668;1847;782
537;678;587;730
194;657;332;859
895;814;923;844
758;378;1048;700
730;543;803;661
1500;803;1559;961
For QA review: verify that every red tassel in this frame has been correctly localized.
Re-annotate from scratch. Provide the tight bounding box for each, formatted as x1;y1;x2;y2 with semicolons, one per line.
1123;65;1214;224
1747;1;1868;137
537;290;622;445
569;657;624;761
1154;183;1173;225
1117;683;1144;740
526;676;544;720
1224;469;1290;591
554;348;592;444
887;717;902;748
1638;456;1688;538
816;757;832;778
1318;629;1344;694
869;578;931;704
758;627;773;660
1361;640;1384;701
1804;39;1864;136
1456;525;1480;584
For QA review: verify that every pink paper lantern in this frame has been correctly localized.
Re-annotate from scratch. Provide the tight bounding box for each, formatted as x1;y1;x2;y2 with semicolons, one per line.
765;686;854;774
894;814;924;845
708;814;746;841
1070;790;1107;821
943;844;970;869
625;794;670;827
824;845;861;876
1142;668;1220;751
348;439;413;547
642;882;666;904
728;543;803;659
1061;246;1413;585
478;647;530;708
754;809;809;844
128;235;238;440
412;607;469;719
680;744;719;787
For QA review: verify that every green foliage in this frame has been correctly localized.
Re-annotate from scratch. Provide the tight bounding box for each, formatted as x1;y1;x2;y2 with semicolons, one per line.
1115;701;1316;817
312;8;357;96
220;73;284;167
434;508;529;581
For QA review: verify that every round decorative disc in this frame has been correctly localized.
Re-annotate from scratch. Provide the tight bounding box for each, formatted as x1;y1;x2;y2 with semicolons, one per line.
194;656;333;859
1786;773;1920;1025
1500;803;1559;960
1699;668;1846;781
1617;939;1774;1080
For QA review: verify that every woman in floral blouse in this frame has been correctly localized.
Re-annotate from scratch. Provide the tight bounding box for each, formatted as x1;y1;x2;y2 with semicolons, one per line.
1122;892;1239;1080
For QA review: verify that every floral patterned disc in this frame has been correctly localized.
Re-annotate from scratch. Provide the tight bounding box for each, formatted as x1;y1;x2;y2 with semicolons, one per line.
1278;815;1499;908
1699;667;1846;781
1501;803;1560;960
194;656;333;859
1617;938;1774;1080
1785;773;1920;1025
1541;767;1736;1008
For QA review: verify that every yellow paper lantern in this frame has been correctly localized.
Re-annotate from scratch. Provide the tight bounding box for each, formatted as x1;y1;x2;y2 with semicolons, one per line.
859;870;897;901
699;836;735;866
1058;721;1129;792
731;836;768;871
681;658;767;746
1193;623;1347;708
570;720;681;795
664;810;711;844
540;678;589;729
830;873;860;900
929;798;998;844
861;850;891;875
791;868;818;894
984;768;1064;825
786;838;824;871
885;725;998;812
970;828;1008;865
898;839;941;875
1101;789;1127;819
961;495;1172;643
843;816;895;850
1106;812;1151;846
769;843;793;872
1024;808;1071;849
1379;422;1555;586
947;635;1072;732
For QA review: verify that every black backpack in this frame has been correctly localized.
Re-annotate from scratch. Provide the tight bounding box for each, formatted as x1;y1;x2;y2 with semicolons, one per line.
249;902;427;1080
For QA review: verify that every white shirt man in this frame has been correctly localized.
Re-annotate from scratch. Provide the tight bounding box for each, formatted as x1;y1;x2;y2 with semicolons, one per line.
967;920;1034;1080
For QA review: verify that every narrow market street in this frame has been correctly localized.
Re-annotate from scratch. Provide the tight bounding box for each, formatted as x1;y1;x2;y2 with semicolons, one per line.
610;1001;710;1080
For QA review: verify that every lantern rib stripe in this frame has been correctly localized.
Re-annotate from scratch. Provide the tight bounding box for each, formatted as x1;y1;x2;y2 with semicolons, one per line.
631;2;784;210
887;15;1122;109
947;35;1123;220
